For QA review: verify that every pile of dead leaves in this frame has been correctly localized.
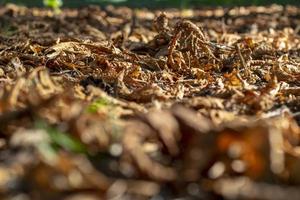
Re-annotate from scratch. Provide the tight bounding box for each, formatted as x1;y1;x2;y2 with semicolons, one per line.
0;3;300;200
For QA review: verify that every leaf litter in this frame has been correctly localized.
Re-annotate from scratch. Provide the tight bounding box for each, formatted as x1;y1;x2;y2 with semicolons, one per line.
0;3;300;200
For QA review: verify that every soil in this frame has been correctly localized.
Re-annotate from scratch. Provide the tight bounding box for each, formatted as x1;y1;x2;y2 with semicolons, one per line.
0;3;300;200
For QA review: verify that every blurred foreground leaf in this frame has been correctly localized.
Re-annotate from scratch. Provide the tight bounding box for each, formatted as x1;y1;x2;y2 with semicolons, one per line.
35;120;87;154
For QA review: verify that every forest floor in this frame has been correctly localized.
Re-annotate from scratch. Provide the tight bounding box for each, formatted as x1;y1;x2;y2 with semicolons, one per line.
0;3;300;200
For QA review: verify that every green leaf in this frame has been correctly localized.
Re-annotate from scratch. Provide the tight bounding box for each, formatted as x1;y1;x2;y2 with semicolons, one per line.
48;128;86;154
35;120;87;154
86;97;111;113
43;0;63;13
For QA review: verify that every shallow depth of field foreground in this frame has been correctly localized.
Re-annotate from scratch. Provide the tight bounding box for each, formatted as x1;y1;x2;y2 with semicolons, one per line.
0;3;300;200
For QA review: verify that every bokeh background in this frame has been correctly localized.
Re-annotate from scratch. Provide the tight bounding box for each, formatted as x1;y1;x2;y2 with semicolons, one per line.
0;0;299;8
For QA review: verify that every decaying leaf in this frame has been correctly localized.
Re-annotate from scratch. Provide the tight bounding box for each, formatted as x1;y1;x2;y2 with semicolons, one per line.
0;4;300;200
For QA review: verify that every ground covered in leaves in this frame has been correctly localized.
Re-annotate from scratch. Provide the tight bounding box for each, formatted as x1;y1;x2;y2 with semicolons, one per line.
0;3;300;200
